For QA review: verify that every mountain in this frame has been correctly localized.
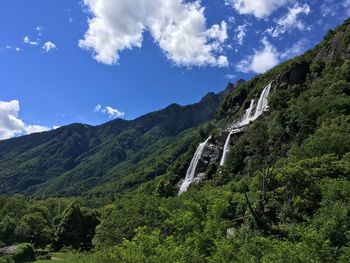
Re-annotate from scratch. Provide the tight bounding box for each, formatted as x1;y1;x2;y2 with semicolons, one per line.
1;16;350;263
2;18;350;200
0;91;227;196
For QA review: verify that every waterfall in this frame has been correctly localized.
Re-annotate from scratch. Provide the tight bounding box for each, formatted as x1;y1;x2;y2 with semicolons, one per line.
219;100;255;166
178;136;211;195
252;82;272;120
220;83;272;166
179;82;273;193
237;99;256;127
219;131;233;166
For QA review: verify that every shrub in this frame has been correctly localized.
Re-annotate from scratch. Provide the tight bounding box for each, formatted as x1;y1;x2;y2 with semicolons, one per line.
0;256;14;263
13;243;35;262
310;60;325;75
341;61;350;81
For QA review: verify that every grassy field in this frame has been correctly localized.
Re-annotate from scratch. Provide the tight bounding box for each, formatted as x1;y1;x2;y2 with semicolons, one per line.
35;252;90;263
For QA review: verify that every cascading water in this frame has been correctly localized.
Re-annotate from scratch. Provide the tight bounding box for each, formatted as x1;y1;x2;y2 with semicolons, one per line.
219;131;233;166
220;83;272;166
178;136;211;195
219;100;255;166
252;82;272;120
237;99;256;127
179;83;272;193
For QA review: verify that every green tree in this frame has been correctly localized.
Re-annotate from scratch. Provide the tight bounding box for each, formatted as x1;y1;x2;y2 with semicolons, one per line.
54;203;99;251
0;216;17;246
15;212;52;247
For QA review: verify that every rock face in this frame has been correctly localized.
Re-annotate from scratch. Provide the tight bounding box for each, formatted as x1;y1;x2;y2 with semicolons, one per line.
191;137;222;179
188;129;245;182
0;245;17;256
0;244;36;262
272;61;310;91
315;24;350;62
226;227;237;238
224;79;246;95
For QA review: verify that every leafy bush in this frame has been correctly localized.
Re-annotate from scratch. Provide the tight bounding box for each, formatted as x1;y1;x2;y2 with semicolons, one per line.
12;243;35;263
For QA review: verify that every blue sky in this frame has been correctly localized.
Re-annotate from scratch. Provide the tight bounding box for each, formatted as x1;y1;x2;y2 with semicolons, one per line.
0;0;349;139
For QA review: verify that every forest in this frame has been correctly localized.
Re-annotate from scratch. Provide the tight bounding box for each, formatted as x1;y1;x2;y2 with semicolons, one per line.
1;17;350;263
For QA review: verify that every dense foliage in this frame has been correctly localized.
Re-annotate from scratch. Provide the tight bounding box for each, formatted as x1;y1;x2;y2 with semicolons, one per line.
0;93;222;197
1;18;350;263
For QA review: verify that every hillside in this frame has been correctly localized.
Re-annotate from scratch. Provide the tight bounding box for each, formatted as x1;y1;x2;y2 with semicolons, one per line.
0;91;224;196
1;17;350;263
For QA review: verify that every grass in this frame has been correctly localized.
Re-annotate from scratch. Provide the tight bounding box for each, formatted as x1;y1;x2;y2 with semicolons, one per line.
35;252;91;263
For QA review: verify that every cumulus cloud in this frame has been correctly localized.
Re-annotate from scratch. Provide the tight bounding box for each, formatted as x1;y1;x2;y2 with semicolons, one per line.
225;0;292;18
236;37;312;74
0;100;51;140
267;3;311;38
0;100;25;139
42;41;56;52
280;38;310;59
236;37;279;74
24;36;39;45
94;104;125;119
234;24;247;45
24;125;50;134
79;0;229;67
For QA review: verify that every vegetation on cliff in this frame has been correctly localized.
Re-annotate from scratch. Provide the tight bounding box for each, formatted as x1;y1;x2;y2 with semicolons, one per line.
1;18;350;263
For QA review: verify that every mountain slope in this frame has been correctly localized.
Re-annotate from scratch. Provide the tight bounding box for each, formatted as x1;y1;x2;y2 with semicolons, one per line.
82;18;350;262
0;91;225;196
127;17;350;198
1;16;350;263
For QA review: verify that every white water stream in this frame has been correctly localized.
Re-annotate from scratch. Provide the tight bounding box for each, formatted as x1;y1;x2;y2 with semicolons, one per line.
179;83;272;194
220;83;272;166
178;136;211;195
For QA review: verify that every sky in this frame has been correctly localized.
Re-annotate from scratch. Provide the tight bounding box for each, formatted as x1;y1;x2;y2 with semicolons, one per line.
0;0;349;140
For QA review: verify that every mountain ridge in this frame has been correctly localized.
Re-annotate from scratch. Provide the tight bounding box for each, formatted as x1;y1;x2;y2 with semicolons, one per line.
0;88;233;196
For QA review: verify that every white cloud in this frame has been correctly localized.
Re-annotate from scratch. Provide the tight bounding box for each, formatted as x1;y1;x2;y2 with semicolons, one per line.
95;104;125;119
0;100;52;140
94;104;102;112
42;41;56;52
1;46;21;53
205;21;228;44
345;0;350;15
236;37;312;74
228;16;236;24
280;38;310;59
24;125;50;134
105;106;125;119
0;100;25;139
225;74;237;79
79;0;229;67
267;3;311;38
321;0;350;17
35;26;43;36
24;36;39;45
236;37;279;74
225;0;292;18
234;24;247;45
